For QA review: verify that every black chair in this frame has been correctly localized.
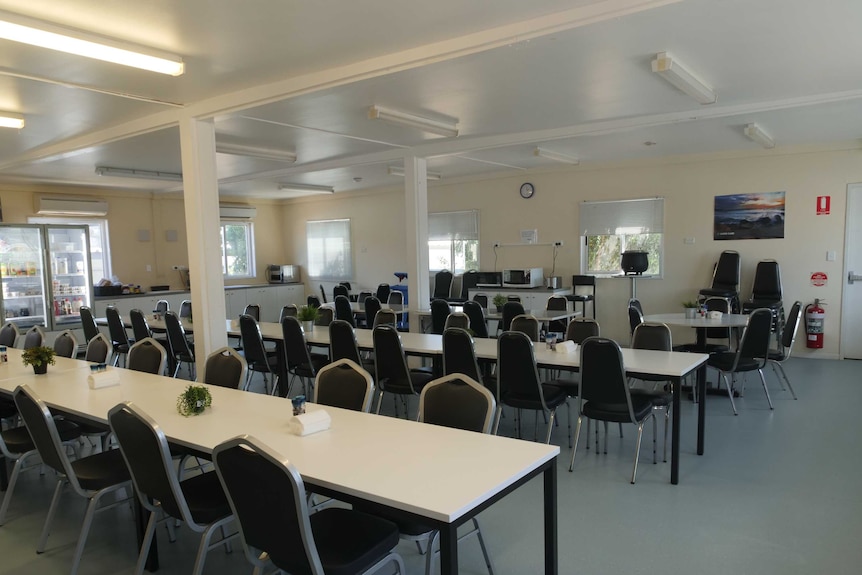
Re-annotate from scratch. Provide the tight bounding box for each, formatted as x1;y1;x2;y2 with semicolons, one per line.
498;331;570;444
472;293;489;309
179;300;193;319
282;316;329;397
500;301;525;333
106;305;133;366
130;308;152;342
213;436;405;575
314;358;375;412
547;318;601;399
387;290;407;330
243;304;261;321
627;298;644;337
78;307;100;343
430;298;451;334
373;325;435;417
53;329;78;358
358;290;373;304
699;250;741;313
307;295;322;308
375;283;391;304
444;311;470;331
22;325;44;349
319;284;328;304
765;300;802;400
154;299;169;314
707;308;775;415
165;311;196;379
510;313;539;342
363;296;382;329
333;284;349;300
108;403;238;575
128;337;168;375
330;319;363;364
279;304;299;321
0;321;19;347
84;333;112;363
462;300;489;338
432;270;454;301
315;306;334;327
629;323;674;462
442;328;500;432
675;297;734;354
201;347;248;389
239;314;279;394
13;385;133;575
742;259;785;345
545;295;569;335
569;337;657;483
568;275;596;319
373;309;398;329
334;294;355;327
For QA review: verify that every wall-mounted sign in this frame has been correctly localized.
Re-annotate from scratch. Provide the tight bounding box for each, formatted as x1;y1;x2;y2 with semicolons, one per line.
714;191;785;240
520;229;538;244
817;196;831;215
810;271;828;287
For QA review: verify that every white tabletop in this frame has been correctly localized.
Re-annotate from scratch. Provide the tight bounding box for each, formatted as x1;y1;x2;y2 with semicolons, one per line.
416;306;581;323
644;312;749;328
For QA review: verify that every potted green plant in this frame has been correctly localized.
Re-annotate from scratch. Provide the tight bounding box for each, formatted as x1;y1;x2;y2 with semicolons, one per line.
297;305;320;332
682;300;698;319
22;346;56;374
176;384;212;416
492;294;507;313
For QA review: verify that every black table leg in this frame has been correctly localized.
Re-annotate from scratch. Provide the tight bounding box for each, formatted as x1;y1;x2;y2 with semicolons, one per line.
0;457;8;491
439;524;458;575
671;375;681;485
544;463;558;574
697;363;706;455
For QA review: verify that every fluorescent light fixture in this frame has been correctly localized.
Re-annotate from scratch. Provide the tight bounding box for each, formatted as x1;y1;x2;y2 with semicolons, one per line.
651;52;716;105
387;166;443;180
743;123;775;149
215;142;297;163
0;112;24;129
368;105;459;137
533;147;579;165
95;166;182;182
276;183;335;196
0;13;184;75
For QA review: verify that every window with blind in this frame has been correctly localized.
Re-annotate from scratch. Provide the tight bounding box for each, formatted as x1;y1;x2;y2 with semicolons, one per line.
429;210;479;273
579;198;664;275
220;221;255;279
306;219;352;280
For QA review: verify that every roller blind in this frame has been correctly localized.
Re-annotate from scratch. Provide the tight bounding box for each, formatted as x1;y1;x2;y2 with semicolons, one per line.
429;210;479;241
306;219;352;280
579;198;664;236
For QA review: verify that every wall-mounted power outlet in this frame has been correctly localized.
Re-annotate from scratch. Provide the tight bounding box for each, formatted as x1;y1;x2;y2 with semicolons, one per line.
493;242;500;248
554;241;563;246
172;265;189;271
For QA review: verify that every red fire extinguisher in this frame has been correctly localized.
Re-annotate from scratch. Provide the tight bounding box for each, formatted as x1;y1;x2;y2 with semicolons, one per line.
805;299;826;349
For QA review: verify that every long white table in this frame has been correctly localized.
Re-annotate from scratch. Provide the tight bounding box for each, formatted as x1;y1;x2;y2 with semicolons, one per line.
0;355;559;575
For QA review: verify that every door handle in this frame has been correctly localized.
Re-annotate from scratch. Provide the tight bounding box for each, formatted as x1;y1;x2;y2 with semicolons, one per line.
849;271;862;285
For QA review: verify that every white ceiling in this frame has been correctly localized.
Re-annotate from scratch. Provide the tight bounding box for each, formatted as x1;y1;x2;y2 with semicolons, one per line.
1;0;861;197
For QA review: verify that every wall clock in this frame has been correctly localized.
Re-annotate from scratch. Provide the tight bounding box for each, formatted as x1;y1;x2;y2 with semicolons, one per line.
519;182;535;199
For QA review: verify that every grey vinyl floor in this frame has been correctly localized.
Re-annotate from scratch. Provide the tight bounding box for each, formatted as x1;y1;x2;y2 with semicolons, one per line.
1;357;860;574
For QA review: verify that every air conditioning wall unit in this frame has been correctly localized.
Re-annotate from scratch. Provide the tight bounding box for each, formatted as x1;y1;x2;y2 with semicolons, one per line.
36;197;109;216
219;204;257;219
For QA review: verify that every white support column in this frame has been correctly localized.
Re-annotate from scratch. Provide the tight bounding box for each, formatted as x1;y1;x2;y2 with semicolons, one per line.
403;155;430;331
178;115;228;366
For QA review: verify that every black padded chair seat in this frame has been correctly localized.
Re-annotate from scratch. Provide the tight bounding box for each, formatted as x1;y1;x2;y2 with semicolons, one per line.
380;371;435;395
583;396;653;423
547;378;579;397
707;352;760;372
630;388;671;407
766;349;788;362
293;354;330;379
308;507;400;575
242;351;279;372
503;383;567;410
180;471;233;525
673;343;729;354
699;287;737;298
2;419;81;452
0;399;17;419
70;448;131;490
742;300;783;312
351;501;430;537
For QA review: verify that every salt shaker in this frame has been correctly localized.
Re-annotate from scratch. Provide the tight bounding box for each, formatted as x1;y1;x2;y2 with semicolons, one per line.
0;345;6;363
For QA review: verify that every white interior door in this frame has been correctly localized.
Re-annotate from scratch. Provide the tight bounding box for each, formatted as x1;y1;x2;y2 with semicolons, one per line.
842;183;862;359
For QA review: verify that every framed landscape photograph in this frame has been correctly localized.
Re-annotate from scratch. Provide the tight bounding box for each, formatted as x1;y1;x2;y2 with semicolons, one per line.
713;191;785;240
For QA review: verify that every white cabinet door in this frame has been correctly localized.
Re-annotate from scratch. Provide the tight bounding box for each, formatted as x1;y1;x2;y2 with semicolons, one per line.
225;289;248;319
283;284;306;307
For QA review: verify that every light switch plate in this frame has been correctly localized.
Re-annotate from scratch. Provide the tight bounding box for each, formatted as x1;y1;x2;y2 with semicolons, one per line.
826;250;836;261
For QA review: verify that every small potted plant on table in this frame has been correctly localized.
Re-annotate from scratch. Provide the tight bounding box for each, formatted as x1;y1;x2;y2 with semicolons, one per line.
297;305;320;332
22;346;56;374
176;384;212;416
492;294;507;313
682;300;699;319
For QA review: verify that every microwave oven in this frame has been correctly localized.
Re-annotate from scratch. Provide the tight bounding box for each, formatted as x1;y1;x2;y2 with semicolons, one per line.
474;271;502;288
502;268;544;288
267;264;301;284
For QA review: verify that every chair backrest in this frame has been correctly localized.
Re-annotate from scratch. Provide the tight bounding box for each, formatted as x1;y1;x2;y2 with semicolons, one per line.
711;250;741;291
363;296;382;328
498;331;546;408
106;305;131;348
329;320;363;364
444;311;470;331
179;300;192;319
385;290;401;306
375;283;391;303
511;314;539;342
129;308;152;342
22;326;44;350
737;308;773;366
501;301;525;332
373;309;398;329
578;337;637;421
0;322;19;347
704;297;732;339
282;316;316;373
334;295;355;327
373;325;414;393
164;311;194;362
243;304;261;321
239;314;270;368
430;299;451;335
333;284;349;300
339;281;352;292
307;295;321;308
781;301;803;354
459;270;478;300
280;304;299;322
314;359;374;412
202;347;248;389
78;306;99;342
472;293;488;309
565;318;600;343
462;301;488;338
632;322;672;351
627;298;644;335
546;295;567;311
154;300;169;313
432;270;454;299
85;333;113;363
358;291;373;304
572;275;596;294
314;307;333;327
53;329;78;358
108;403;195;525
442;327;483;382
751;260;782;301
213;436;322;575
419;374;496;434
128;337;168;374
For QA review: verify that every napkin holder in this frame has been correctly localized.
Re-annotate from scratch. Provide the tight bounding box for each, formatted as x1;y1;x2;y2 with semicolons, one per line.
87;370;120;389
289;410;331;436
554;340;578;354
708;310;723;320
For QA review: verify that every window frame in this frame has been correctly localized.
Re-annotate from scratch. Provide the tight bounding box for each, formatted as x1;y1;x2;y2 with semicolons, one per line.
428;210;480;274
578;198;664;277
220;220;256;280
306;218;352;281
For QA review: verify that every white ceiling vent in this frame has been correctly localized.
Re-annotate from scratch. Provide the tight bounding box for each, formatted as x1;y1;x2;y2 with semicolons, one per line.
36;197;108;216
219;204;257;219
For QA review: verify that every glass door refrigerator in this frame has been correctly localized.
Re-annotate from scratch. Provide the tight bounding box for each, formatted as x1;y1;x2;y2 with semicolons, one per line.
0;224;93;331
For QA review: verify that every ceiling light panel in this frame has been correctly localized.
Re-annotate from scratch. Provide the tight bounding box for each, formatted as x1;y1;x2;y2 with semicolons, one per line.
0;112;25;129
533;147;579;165
651;52;716;105
0;12;184;75
215;142;297;163
95;166;182;181
276;183;335;196
743;123;775;149
368;105;459;137
387;166;443;180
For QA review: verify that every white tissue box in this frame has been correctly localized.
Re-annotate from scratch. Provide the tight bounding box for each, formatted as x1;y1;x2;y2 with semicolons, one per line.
554;340;578;354
708;310;723;320
87;370;120;389
289;409;331;436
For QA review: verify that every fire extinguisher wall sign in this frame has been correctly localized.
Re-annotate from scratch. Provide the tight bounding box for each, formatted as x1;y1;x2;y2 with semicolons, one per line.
805;299;826;349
